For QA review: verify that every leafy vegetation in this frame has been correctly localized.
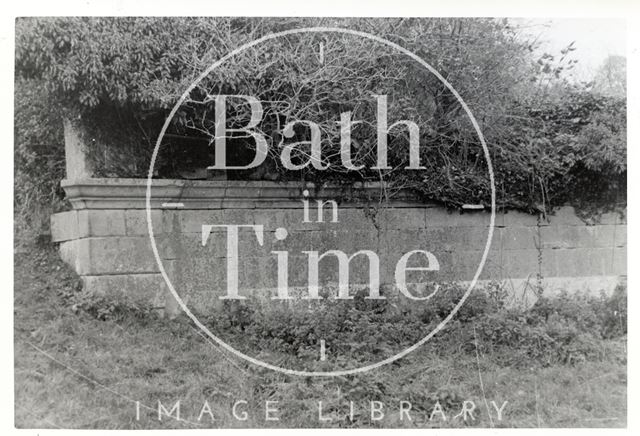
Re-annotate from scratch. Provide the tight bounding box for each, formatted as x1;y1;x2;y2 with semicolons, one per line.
194;282;626;372
14;17;626;236
14;78;66;240
13;17;627;428
15;243;627;428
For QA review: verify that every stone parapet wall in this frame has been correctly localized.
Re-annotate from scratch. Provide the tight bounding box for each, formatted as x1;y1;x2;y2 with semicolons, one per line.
51;178;627;312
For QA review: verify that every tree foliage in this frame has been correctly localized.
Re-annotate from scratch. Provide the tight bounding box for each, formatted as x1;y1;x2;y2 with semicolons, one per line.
15;17;626;217
14;77;65;239
592;55;626;99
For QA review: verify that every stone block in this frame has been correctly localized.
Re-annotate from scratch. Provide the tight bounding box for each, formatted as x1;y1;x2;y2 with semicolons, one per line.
611;247;627;276
124;209;163;236
222;208;256;225
71;236;164;275
499;248;556;279
502;227;540;250
399;250;454;282
252;209;293;231
424;208;460;227
451;226;495;251
240;256;267;289
412;227;457;252
51;211;79;242
63;119;94;180
81;273;166;308
614;225;627;247
503;210;547;227
162;210;183;233
393;207;427;229
77;209;126;237
167;232;225;260
450;248;503;281
59;239;80;269
334;208;379;233
552;247;616;277
540;225;589;249
285;255;312;288
590;224;627;248
180;210;225;233
452;209;493;228
164;256;228;302
277;230;322;253
381;230;422;258
547;206;586;226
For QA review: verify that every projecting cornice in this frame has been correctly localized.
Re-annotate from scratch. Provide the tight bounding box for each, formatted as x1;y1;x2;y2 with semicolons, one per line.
60;178;431;210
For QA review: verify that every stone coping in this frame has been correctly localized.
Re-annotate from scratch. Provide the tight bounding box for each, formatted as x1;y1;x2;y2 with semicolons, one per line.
61;178;434;210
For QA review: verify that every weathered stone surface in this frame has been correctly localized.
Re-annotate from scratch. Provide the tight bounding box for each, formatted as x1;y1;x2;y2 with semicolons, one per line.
161;257;229;312
223;208;257;225
78;209;126;237
499;248;556;279
597;211;625;225
82;273;166;308
449;226;496;251
280;255;310;288
547;206;587;226
378;207;426;230
611;247;627;276
63;119;94;181
613;225;627;247
449;248;502;281
540;225;585;249
53;178;627;310
51;211;79;242
549;247;615;277
502;226;540;250
424;208;462;227
277;230;322;253
180;210;225;233
589;224;627;248
59;239;80;270
503;210;547;227
124;209;163;236
252;209;295;231
69;236;171;275
329;208;378;233
180;230;266;259
450;209;493;228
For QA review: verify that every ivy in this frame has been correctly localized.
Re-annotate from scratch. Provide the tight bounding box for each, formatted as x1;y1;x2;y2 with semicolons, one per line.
15;17;626;216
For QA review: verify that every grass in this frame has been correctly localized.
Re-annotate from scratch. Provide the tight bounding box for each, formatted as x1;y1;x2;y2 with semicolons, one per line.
14;243;627;428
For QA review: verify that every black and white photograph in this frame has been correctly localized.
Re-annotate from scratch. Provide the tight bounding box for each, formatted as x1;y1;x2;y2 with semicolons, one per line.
6;1;637;432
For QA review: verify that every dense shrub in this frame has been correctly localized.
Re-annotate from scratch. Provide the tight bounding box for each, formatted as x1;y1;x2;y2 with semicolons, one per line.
201;282;626;370
470;287;627;367
15;17;626;217
65;289;153;322
14;78;66;242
